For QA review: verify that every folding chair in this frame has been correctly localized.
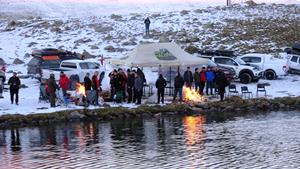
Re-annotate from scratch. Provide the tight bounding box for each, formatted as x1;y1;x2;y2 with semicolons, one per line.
257;83;267;97
228;84;239;96
241;86;253;99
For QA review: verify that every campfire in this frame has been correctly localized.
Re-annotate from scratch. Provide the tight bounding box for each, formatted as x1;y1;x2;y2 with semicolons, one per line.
76;83;86;97
183;86;204;102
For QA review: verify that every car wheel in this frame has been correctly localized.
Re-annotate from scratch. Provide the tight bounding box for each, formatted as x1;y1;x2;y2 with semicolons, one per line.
265;70;276;80
240;73;251;84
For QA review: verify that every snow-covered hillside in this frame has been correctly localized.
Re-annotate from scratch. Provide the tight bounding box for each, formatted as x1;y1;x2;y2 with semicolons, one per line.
0;2;299;66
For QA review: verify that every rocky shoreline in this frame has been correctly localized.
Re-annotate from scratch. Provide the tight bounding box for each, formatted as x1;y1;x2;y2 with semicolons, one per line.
1;96;300;129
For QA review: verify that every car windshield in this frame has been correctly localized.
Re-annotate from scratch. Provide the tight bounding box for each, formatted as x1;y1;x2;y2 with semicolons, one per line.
207;60;217;67
235;58;246;65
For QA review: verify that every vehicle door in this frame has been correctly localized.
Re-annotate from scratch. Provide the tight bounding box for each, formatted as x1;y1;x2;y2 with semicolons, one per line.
79;62;90;82
289;56;299;70
214;57;239;74
240;56;262;69
60;62;78;80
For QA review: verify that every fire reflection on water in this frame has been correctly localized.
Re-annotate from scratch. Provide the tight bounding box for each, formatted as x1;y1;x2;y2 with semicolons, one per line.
182;116;205;146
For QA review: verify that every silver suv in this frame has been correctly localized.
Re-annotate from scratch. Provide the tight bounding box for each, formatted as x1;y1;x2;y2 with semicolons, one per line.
200;56;263;84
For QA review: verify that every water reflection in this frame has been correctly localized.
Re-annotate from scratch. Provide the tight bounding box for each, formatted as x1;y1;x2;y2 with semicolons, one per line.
182;116;204;146
0;112;300;168
10;129;21;152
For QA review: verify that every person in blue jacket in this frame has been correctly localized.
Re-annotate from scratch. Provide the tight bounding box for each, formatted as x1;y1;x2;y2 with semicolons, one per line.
205;66;215;95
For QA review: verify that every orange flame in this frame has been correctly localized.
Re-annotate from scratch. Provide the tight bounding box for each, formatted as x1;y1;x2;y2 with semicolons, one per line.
183;86;204;102
76;83;86;96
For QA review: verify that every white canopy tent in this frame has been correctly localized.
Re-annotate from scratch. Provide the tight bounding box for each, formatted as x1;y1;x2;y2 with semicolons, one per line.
108;42;211;96
109;42;209;67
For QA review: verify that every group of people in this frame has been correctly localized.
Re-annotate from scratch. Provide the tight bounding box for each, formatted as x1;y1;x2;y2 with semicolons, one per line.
44;71;106;107
163;66;229;102
182;66;229;101
108;68;146;105
154;66;229;104
7;65;228;108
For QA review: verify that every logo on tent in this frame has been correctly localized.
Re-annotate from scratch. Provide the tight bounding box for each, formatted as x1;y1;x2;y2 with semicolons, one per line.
155;49;177;60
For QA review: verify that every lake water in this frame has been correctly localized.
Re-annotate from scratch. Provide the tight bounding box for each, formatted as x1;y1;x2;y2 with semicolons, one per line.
0;111;300;169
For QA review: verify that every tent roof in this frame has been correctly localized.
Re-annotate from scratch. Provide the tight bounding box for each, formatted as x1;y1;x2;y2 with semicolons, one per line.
110;42;209;67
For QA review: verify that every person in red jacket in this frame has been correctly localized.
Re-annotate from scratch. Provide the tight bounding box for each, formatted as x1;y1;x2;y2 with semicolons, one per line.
92;71;100;105
59;71;69;96
199;66;206;95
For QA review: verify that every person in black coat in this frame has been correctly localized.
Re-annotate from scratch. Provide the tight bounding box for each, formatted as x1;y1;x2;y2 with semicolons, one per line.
134;73;144;105
144;17;151;36
215;68;227;101
155;74;167;104
8;72;21;105
137;68;146;84
47;74;59;107
109;70;117;99
173;72;184;102
127;69;135;103
84;73;92;91
183;66;193;88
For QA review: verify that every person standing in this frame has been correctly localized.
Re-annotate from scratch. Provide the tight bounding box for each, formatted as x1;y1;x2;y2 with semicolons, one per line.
84;73;92;91
118;68;128;102
193;68;200;92
155;74;167;104
8;72;21;105
92;71;99;105
137;68;146;84
134;72;143;105
184;66;193;88
58;71;69;96
114;70;123;103
109;70;117;100
199;67;206;95
99;71;105;92
127;69;135;103
205;66;215;95
48;74;59;107
144;17;151;36
215;68;227;101
173;72;184;102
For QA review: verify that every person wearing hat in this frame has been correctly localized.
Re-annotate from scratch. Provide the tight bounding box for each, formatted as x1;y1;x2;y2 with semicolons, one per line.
8;72;21;105
47;73;59;107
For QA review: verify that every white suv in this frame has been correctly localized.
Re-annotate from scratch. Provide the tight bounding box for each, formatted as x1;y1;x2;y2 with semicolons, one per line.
200;56;263;84
238;53;287;80
287;55;300;74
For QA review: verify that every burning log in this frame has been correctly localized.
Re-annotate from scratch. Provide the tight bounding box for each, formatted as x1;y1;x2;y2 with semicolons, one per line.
76;83;88;106
183;86;204;104
76;83;86;97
